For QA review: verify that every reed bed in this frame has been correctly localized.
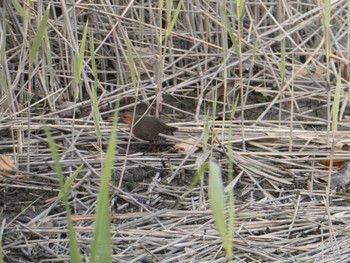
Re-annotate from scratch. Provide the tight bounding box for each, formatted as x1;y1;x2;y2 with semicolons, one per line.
1;1;350;262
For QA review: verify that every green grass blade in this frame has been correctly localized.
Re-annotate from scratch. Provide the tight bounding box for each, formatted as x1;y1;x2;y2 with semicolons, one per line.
166;0;183;37
190;162;209;188
324;0;331;59
44;31;54;88
280;39;285;81
29;4;51;64
203;114;210;152
89;32;102;141
124;35;138;93
11;0;29;20
208;162;232;260
324;0;331;28
166;0;173;24
90;104;119;263
208;163;225;238
332;71;342;132
90;32;98;82
91;85;101;141
57;165;83;199
236;0;245;18
0;3;8;92
222;8;239;56
74;21;89;98
44;126;83;263
0;72;7;93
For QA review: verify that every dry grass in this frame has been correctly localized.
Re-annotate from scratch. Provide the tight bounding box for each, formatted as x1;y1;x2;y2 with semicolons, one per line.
1;1;350;262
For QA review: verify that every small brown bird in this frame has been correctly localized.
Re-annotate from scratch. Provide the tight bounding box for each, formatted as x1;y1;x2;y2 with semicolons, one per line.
121;112;177;142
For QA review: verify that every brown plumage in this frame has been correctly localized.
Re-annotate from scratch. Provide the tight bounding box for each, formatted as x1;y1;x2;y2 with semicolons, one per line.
121;112;177;141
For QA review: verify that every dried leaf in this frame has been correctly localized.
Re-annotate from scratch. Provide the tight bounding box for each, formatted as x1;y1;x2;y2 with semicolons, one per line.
0;155;17;176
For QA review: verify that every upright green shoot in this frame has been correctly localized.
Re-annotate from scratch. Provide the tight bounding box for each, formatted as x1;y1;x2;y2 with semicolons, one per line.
208;162;234;261
166;0;183;37
73;21;89;100
44;127;83;263
191;161;234;261
89;32;102;145
29;4;50;64
332;72;342;133
90;105;119;263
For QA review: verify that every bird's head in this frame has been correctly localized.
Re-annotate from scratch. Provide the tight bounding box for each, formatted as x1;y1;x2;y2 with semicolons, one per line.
121;112;135;127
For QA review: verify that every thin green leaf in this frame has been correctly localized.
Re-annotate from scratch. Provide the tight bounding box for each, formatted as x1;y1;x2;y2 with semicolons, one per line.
190;162;209;188
222;9;239;55
44;126;82;263
332;71;342;132
208;162;226;242
124;35;138;94
57;165;83;199
231;95;239;120
324;0;331;59
11;0;29;20
166;0;183;36
89;32;102;141
90;103;119;263
280;39;285;80
91;85;101;140
0;75;6;93
74;21;89;98
44;31;54;88
324;0;331;28
222;29;228;107
90;32;98;82
29;4;51;63
208;162;232;260
203;115;210;152
236;0;245;18
166;1;173;23
159;0;165;10
0;12;8;92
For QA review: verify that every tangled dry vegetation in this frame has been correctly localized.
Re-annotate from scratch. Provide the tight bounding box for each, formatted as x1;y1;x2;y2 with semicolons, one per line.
1;1;350;262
